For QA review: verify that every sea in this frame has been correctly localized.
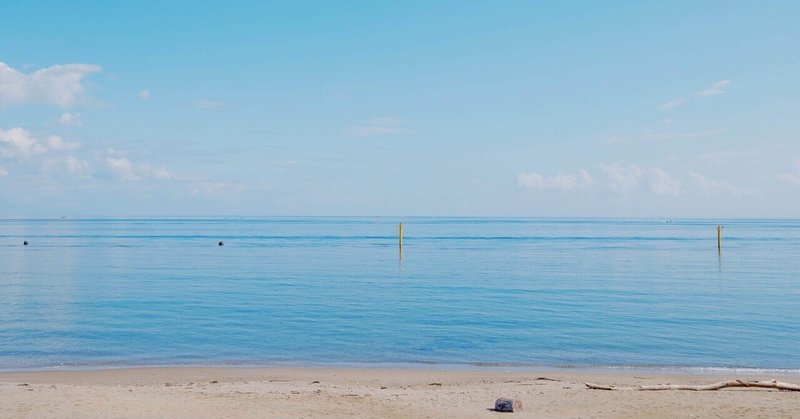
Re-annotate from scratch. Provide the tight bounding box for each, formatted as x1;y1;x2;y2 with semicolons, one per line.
1;217;799;372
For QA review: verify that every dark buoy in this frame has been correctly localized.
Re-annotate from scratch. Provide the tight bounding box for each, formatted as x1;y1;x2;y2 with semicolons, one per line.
218;241;224;246
23;241;28;246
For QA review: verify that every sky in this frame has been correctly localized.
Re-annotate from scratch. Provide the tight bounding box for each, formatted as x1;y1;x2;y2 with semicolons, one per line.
1;1;799;217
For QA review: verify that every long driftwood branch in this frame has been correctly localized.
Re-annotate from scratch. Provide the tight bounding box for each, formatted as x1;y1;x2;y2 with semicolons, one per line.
585;379;800;392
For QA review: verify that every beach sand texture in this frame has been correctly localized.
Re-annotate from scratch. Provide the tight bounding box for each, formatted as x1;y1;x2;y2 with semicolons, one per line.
1;367;799;418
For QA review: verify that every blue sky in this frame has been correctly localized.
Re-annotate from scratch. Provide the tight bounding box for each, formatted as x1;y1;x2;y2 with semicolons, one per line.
1;1;799;217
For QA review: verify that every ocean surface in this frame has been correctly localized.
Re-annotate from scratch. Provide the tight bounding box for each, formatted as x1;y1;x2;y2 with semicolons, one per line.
1;217;799;372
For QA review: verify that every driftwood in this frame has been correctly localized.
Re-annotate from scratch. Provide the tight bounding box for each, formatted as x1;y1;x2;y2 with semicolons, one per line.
585;379;800;392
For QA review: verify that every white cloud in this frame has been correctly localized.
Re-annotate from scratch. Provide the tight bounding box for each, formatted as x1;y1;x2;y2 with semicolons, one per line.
698;80;731;96
141;164;171;180
599;163;681;195
39;154;92;178
347;117;409;137
193;99;224;110
0;126;172;182
0;167;7;177
106;157;139;181
648;168;682;196
0;62;101;108
689;171;744;196
60;112;82;126
138;89;151;100
105;155;171;181
0;127;46;157
46;135;81;151
517;170;595;191
658;98;684;110
599;163;644;194
65;156;90;176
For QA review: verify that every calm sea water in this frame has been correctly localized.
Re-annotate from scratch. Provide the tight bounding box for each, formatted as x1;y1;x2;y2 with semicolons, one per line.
1;218;799;371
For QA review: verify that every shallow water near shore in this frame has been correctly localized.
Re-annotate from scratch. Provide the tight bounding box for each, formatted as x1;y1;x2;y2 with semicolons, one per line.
1;217;799;371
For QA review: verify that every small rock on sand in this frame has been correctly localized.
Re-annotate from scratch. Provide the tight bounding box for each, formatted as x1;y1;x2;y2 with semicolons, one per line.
494;398;523;413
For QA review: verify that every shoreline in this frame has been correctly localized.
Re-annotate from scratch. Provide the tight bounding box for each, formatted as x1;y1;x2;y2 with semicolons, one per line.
3;364;800;384
2;366;799;418
4;362;800;376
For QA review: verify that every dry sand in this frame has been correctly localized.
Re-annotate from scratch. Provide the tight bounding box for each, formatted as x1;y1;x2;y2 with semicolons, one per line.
1;367;799;418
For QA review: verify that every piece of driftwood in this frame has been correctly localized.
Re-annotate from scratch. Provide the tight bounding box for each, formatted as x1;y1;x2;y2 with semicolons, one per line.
494;398;523;412
585;379;800;392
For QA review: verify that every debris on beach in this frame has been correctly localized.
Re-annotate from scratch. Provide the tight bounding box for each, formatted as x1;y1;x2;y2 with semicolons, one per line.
585;379;800;391
494;398;523;412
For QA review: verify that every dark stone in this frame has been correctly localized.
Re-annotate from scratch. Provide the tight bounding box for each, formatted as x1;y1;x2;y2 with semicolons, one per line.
218;241;224;246
494;398;522;412
23;241;28;246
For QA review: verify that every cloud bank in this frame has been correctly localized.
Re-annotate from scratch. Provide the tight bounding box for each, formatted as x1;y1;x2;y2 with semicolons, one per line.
0;126;172;181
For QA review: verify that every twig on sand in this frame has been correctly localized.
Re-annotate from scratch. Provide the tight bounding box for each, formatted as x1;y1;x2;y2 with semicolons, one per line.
585;379;800;392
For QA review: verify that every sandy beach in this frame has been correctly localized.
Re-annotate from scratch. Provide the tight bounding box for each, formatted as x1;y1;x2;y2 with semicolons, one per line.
1;367;798;418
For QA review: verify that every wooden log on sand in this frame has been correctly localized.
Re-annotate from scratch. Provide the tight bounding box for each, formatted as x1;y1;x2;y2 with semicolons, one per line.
585;379;800;392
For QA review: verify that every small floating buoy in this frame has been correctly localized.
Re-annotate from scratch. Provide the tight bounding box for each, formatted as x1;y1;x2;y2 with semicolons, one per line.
23;241;28;246
218;241;224;246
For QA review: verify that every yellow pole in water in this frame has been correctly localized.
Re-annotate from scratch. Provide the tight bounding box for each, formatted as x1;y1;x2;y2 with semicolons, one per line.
717;224;722;251
399;223;404;252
